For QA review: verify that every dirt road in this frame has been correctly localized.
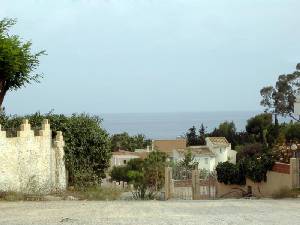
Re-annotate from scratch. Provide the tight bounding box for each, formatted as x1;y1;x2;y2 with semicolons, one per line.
0;199;300;225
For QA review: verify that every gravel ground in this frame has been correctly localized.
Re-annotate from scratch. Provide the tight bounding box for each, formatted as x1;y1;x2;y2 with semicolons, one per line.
0;199;300;225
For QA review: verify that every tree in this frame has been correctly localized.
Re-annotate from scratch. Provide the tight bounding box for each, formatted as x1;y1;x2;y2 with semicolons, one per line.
199;123;206;145
186;126;200;146
177;149;197;170
110;132;150;152
246;113;272;144
285;123;300;142
110;151;167;200
260;64;300;122
0;18;46;107
209;121;238;148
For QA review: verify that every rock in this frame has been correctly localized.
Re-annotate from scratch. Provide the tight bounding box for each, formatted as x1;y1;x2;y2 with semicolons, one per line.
66;196;79;201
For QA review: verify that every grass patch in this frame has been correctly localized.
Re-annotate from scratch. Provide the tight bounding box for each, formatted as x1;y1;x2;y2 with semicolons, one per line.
60;186;123;201
272;188;299;199
0;192;25;201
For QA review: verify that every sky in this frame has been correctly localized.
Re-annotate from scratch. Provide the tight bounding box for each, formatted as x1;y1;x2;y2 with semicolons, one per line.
1;0;300;114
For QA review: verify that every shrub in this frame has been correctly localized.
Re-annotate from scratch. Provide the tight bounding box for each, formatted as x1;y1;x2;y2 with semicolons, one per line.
216;162;245;185
110;151;167;200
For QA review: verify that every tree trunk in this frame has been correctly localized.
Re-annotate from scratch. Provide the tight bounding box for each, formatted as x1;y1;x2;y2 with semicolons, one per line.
0;79;7;108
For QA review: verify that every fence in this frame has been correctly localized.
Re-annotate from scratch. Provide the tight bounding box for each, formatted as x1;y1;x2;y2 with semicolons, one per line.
165;158;300;200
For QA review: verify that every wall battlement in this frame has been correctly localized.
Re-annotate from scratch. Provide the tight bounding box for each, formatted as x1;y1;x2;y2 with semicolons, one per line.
0;119;66;194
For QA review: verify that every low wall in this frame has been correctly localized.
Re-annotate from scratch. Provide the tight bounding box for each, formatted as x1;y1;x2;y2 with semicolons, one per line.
217;161;298;198
0;119;66;194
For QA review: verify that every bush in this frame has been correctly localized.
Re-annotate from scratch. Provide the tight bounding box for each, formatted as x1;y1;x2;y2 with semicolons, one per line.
216;162;245;185
110;151;167;200
110;166;130;182
217;144;275;184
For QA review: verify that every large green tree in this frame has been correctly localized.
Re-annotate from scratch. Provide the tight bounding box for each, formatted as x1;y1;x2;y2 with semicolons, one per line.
0;18;45;107
246;113;272;144
260;64;300;122
110;132;150;152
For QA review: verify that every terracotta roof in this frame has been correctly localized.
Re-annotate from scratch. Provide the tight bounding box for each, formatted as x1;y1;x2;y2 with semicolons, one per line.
206;137;229;146
175;146;215;157
153;139;187;154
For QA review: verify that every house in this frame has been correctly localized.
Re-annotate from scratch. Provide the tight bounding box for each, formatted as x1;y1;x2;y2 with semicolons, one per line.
110;150;140;167
206;137;237;164
110;149;150;167
172;146;216;171
154;137;237;172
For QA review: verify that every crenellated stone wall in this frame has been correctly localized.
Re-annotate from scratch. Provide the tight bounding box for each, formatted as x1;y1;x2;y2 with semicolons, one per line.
0;119;66;194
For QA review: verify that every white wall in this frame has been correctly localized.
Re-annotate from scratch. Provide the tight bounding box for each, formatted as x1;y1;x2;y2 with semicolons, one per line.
111;155;139;167
0;120;66;194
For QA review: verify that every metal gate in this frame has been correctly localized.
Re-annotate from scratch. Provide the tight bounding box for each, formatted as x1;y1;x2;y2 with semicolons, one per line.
171;167;193;200
164;167;217;200
192;170;217;200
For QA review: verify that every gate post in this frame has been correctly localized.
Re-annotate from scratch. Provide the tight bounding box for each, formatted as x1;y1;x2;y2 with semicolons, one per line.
290;158;300;188
164;167;172;200
192;169;199;200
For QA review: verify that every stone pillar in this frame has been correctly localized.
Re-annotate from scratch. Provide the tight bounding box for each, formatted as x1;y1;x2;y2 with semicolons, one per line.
164;167;172;200
192;170;199;200
290;158;300;188
53;131;66;191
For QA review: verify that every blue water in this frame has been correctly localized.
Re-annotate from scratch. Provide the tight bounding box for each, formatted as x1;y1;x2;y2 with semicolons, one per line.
101;111;260;139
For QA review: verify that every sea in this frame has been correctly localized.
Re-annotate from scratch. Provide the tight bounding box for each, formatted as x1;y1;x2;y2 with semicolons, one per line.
101;111;262;139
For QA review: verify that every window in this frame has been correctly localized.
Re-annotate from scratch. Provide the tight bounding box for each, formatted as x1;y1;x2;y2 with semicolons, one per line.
219;148;222;153
123;160;127;164
205;158;208;164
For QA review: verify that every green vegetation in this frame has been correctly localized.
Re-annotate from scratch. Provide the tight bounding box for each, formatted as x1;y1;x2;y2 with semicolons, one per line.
0;111;111;188
216;144;275;184
64;186;122;201
0;18;46;107
260;64;300;122
110;132;151;152
110;151;167;199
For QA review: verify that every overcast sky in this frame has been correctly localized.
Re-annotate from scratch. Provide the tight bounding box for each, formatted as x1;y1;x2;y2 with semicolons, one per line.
1;0;300;114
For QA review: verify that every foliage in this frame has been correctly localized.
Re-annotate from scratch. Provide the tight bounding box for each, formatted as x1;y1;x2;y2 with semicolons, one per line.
217;144;275;184
216;162;245;185
260;64;300;121
246;113;272;144
186;126;200;146
0;18;46;106
69;186;122;201
199;123;206;145
186;124;207;146
110;151;167;200
110;132;151;152
285;122;300;142
0;111;111;187
176;149;197;170
210;121;238;148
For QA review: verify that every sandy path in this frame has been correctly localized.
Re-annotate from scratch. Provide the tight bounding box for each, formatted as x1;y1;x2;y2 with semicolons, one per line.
0;199;300;225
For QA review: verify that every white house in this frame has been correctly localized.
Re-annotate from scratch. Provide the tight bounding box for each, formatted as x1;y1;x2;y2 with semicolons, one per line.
172;137;237;172
110;150;140;167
